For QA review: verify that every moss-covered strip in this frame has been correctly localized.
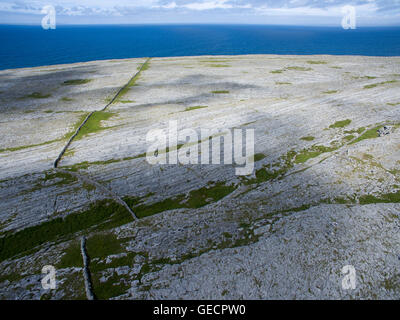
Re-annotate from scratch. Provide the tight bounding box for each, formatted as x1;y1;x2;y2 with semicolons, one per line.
124;182;237;219
0;199;133;262
74;111;116;140
114;59;150;103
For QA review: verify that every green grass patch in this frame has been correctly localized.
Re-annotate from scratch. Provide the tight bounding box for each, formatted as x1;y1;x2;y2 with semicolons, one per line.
23;92;51;99
0;139;60;153
207;64;230;68
359;191;400;204
307;61;327;65
86;233;123;260
254;153;266;162
211;90;229;94
125;182;236;219
294;145;336;164
300;136;315;141
387;102;400;106
270;70;284;74
114;59;150;103
344;135;355;141
1;112;89;153
286;66;312;71
57;240;82;268
329;119;352;129
323;90;338;94
242;151;296;185
352;75;377;80
60;97;74;102
363;80;398;89
75;111;116;140
275;82;291;85
0;199;133;262
349;126;380;144
344;127;365;135
119;100;135;104
63;79;92;85
40;170;78;186
91;271;129;300
61;158;124;171
183;105;208;112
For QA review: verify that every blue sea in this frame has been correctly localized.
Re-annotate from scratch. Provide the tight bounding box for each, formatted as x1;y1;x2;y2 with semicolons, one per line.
1;24;400;70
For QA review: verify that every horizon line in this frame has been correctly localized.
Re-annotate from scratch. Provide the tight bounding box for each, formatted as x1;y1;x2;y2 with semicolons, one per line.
1;22;400;27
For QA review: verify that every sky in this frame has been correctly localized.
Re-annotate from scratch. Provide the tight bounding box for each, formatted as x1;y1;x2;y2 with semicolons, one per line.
0;0;400;26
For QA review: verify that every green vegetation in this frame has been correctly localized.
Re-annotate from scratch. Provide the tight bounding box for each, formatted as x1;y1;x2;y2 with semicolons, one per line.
75;111;116;140
307;61;327;65
60;97;74;102
211;90;229;94
349;126;380;144
294;145;336;164
57;240;82;268
300;136;315;141
140;60;150;71
0;111;89;152
0;139;59;153
44;110;53;113
125;182;237;219
183;105;208;112
91;271;129;300
323;90;338;94
254;153;266;162
344;127;365;135
352;75;377;80
275;82;291;85
0;199;133;262
23;92;51;99
359;191;400;204
63;79;92;85
344;134;355;141
330;66;342;69
363;80;397;89
329;119;352;129
62;159;124;171
286;66;312;71
114;59;150;103
270;70;284;74
242;151;296;185
86;233;123;259
387;102;400;106
61;153;147;171
119;100;135;104
40;170;77;186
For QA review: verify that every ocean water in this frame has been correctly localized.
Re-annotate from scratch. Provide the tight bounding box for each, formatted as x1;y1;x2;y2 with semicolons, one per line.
0;24;400;70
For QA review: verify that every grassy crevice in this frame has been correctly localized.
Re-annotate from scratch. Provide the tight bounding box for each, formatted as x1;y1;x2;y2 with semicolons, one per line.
0;199;133;263
124;182;237;219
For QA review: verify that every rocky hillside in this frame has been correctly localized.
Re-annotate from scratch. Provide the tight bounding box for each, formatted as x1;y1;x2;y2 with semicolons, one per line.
0;55;399;299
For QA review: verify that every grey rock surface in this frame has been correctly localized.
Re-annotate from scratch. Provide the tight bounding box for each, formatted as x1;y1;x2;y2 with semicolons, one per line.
0;55;399;299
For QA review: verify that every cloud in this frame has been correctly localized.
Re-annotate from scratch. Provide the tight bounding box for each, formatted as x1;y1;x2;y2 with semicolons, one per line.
0;0;399;25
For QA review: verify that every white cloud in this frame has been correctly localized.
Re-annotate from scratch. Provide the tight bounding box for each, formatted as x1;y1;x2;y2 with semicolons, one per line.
255;2;379;17
1;0;400;25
